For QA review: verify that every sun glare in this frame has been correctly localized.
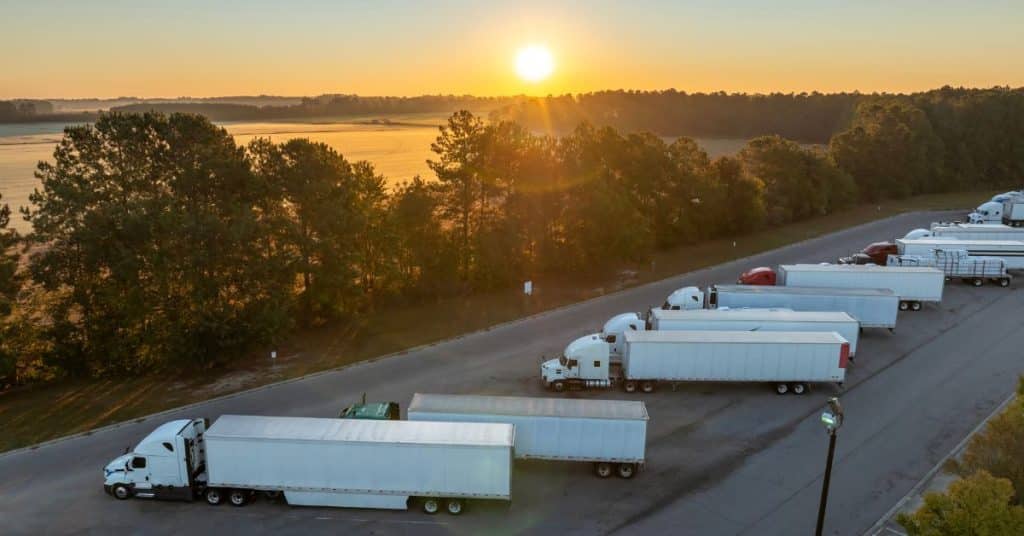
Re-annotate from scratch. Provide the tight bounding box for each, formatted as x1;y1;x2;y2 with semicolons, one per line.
516;45;554;83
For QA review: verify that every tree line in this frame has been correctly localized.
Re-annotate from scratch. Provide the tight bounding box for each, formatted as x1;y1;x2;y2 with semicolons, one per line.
1;86;1023;385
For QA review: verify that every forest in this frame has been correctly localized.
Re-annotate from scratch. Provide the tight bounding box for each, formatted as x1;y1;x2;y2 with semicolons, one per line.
0;87;1022;385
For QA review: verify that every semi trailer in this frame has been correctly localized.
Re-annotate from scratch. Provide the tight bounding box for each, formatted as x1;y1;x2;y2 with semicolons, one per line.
886;249;1011;287
408;393;647;479
103;415;514;515
541;330;849;395
746;264;945;311
895;238;1024;269
913;223;1024;241
663;285;899;330
600;309;859;357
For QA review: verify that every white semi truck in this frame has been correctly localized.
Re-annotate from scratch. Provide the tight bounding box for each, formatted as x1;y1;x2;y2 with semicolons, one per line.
775;264;945;311
600;309;859;358
895;238;1024;269
541;330;849;395
664;285;899;330
408;393;647;479
967;191;1020;224
103;415;514;515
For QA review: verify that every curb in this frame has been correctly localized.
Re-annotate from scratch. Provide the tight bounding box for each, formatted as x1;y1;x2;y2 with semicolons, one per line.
863;391;1018;536
1;209;953;460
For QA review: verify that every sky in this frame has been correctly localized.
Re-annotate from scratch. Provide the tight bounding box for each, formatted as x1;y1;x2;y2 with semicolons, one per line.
1;0;1022;99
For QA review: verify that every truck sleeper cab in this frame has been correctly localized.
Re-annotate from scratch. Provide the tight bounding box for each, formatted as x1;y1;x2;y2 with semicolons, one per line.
103;418;208;502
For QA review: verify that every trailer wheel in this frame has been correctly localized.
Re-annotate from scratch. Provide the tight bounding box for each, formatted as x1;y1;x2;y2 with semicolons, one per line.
616;463;636;479
445;498;464;515
640;381;656;393
623;381;638;393
910;301;922;311
422;498;440;514
898;301;909;311
229;489;249;507
775;383;789;395
791;383;807;395
205;488;223;506
552;381;566;393
594;462;613;478
111;483;132;500
999;278;1011;287
972;278;984;287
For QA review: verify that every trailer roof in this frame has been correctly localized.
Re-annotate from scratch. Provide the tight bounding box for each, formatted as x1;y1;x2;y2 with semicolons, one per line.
779;264;942;274
714;284;895;297
624;330;846;344
408;394;649;421
206;415;514;447
896;238;1024;246
651;308;856;323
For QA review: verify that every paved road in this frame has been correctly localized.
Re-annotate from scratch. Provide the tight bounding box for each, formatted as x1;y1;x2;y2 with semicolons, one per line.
3;210;1022;536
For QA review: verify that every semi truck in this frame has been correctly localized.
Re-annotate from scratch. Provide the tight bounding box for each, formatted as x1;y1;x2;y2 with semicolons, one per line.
741;264;945;311
540;330;849;395
886;249;1011;287
663;285;899;330
408;393;647;479
838;241;898;265
103;415;514;515
967;191;1019;224
600;308;859;358
895;238;1024;269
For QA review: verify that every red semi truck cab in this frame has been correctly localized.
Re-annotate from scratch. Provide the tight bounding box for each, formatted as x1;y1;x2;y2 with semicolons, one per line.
861;242;898;265
738;266;777;285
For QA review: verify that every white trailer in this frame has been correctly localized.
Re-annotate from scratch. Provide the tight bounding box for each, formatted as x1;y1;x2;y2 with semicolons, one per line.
408;393;647;479
664;285;899;330
895;238;1024;269
541;330;849;396
647;308;861;356
886;250;1011;287
777;264;944;311
104;415;514;515
926;223;1024;241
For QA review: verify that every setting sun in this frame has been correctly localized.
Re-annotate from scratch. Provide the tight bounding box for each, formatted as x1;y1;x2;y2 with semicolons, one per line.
515;45;554;83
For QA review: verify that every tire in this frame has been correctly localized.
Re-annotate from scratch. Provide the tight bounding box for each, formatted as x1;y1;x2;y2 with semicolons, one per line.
640;381;655;393
445;498;464;515
552;381;566;393
898;301;909;311
775;383;789;395
229;489;249;507
205;488;223;506
111;483;132;500
911;301;922;311
616;463;636;479
422;498;440;515
791;383;807;395
594;462;613;478
623;381;638;393
999;278;1011;287
972;278;984;287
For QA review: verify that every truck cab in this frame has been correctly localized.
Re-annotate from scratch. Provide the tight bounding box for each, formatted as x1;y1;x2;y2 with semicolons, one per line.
662;286;705;310
104;418;207;501
843;241;898;265
600;312;648;360
737;266;777;285
968;201;1004;224
339;401;401;420
540;334;612;391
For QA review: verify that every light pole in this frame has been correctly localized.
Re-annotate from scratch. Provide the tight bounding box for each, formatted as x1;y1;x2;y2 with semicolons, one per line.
816;397;844;536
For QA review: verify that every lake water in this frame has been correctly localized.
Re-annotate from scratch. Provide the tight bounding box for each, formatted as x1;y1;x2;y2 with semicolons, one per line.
0;119;752;233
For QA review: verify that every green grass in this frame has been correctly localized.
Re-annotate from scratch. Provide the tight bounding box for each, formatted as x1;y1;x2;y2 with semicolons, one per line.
0;189;992;452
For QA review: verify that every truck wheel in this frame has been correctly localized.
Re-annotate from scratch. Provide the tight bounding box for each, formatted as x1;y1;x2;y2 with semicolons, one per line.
111;483;132;500
623;381;638;393
640;381;656;393
791;383;807;395
911;301;922;311
422;498;440;515
898;301;909;311
552;381;566;393
229;489;249;507
594;462;613;478
999;278;1011;287
205;488;223;506
616;463;636;479
775;383;789;395
445;498;464;515
972;278;984;287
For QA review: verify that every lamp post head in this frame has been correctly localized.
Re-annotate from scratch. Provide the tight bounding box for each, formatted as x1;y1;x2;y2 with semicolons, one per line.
820;397;844;433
